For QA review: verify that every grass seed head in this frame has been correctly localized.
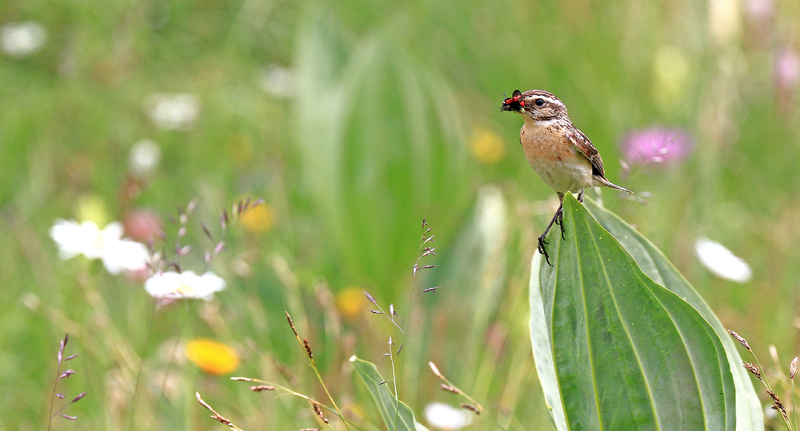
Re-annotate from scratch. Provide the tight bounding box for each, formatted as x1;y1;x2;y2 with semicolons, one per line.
743;362;761;378
728;330;751;351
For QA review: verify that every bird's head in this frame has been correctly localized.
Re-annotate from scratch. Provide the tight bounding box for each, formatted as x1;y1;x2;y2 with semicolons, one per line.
501;89;568;122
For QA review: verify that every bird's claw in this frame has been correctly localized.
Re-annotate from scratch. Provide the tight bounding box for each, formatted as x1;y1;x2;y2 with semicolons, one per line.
538;234;553;266
538;205;565;267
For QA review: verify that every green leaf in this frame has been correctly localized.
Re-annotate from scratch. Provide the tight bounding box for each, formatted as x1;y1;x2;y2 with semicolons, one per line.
581;198;763;431
530;193;738;430
529;254;569;431
293;12;473;300
350;356;430;431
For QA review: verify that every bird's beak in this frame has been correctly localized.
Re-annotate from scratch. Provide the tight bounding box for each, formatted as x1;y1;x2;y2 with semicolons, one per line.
501;89;523;113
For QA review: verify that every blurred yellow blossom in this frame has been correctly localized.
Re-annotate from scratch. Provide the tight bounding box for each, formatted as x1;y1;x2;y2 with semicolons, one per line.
336;286;366;321
240;203;273;233
652;46;690;108
185;338;239;375
469;129;505;164
74;194;110;227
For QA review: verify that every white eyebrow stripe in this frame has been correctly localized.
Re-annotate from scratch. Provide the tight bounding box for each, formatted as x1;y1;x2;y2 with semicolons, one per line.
544;97;563;106
529;95;563;107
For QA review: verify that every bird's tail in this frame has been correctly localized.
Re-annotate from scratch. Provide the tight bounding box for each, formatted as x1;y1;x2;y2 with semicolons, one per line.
593;175;633;194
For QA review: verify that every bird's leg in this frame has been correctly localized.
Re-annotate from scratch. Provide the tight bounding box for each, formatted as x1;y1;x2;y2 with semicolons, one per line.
537;193;565;266
555;192;566;239
578;189;585;203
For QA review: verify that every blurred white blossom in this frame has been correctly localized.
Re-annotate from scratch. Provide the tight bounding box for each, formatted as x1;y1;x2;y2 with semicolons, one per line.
259;65;294;98
129;139;162;176
145;271;225;300
709;0;742;44
1;21;47;57
50;220;149;274
144;93;200;130
695;237;752;283
424;403;472;431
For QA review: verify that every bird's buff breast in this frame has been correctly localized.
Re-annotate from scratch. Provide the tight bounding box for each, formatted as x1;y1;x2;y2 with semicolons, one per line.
520;123;593;193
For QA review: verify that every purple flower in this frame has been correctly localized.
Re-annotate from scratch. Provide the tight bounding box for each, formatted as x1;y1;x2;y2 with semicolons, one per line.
620;127;694;165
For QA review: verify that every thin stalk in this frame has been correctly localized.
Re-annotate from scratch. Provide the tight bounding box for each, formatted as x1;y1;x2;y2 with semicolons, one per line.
793;379;796;431
47;349;64;431
285;312;352;431
749;351;793;430
363;292;404;334
230;377;367;431
428;361;506;431
127;301;158;431
196;392;246;431
388;338;400;431
308;366;343;431
147;301;194;431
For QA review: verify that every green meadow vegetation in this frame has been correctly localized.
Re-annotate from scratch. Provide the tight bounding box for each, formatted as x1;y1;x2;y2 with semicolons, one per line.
1;0;799;429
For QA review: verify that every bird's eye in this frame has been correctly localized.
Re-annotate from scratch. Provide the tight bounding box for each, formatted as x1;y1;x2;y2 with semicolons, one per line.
535;98;545;106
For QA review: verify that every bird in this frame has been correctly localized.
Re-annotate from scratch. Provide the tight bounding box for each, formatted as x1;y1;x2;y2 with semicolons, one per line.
501;89;632;265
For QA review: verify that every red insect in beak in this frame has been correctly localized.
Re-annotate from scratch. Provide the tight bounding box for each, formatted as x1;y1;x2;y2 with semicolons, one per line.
501;89;524;112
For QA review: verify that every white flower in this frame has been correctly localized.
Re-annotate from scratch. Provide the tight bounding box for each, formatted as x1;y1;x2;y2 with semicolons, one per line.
424;403;473;430
1;21;47;57
144;93;200;131
129;139;162;176
259;65;294;98
144;271;225;300
50;219;101;260
709;0;741;44
50;219;149;274
695;237;752;283
101;239;150;275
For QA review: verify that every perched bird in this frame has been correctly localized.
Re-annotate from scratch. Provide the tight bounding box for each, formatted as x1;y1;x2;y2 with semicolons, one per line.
501;89;632;265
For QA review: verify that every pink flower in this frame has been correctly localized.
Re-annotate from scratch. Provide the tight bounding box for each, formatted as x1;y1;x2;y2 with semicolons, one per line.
123;209;163;243
620;127;694;165
775;47;800;92
745;0;773;23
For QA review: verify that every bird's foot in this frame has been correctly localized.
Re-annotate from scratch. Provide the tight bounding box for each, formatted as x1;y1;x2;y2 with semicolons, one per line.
538;204;565;266
538;234;552;266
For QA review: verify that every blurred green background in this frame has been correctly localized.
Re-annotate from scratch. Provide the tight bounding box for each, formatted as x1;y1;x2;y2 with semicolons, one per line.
1;0;799;429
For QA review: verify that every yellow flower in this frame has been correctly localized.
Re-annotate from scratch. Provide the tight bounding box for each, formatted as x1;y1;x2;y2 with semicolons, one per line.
74;194;110;227
335;286;366;321
652;46;689;109
470;129;505;165
185;338;239;375
239;204;274;234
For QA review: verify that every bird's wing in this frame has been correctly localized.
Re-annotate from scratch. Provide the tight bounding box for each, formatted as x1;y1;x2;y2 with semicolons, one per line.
566;126;605;177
